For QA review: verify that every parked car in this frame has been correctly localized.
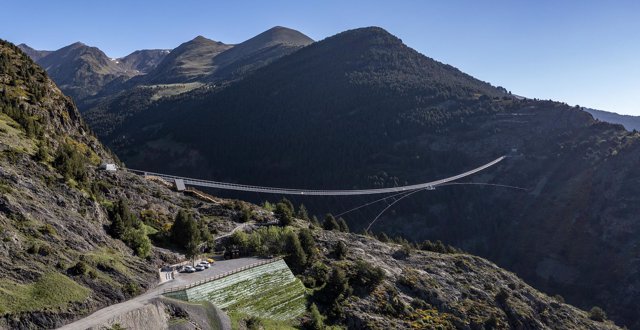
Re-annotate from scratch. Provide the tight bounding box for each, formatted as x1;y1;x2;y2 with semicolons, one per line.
195;264;206;271
183;266;195;273
200;261;210;269
206;258;215;264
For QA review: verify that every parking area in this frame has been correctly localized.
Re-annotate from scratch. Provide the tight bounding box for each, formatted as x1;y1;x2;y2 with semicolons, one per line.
167;257;266;286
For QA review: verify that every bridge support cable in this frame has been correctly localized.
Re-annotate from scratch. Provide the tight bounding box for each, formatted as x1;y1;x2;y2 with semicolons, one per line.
363;181;529;231
128;156;506;196
366;188;429;231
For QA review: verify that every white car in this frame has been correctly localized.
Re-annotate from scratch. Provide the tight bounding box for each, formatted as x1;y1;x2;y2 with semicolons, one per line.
199;261;210;269
195;264;206;271
184;266;196;273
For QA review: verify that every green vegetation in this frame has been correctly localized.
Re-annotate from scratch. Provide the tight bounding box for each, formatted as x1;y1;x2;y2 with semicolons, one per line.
0;272;90;314
333;241;348;260
419;239;462;254
275;199;294;226
589;306;607;322
53;141;89;184
170;209;202;261
323;214;340;231
306;303;324;330
229;311;297;330
107;198;152;258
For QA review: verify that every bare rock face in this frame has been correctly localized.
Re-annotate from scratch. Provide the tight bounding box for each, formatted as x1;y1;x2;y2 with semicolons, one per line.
309;230;621;329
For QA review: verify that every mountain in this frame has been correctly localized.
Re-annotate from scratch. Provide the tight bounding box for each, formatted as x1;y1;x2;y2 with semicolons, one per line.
34;42;137;102
208;26;314;81
584;107;640;131
1;39;619;329
0;40;240;328
87;27;640;328
16;43;51;61
117;49;170;74
138;36;232;84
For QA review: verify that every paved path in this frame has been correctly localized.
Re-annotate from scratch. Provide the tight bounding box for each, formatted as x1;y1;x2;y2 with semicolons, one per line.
58;257;264;330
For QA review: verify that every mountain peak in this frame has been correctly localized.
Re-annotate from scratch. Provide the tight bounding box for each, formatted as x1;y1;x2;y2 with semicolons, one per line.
69;41;87;48
189;35;216;44
252;26;314;45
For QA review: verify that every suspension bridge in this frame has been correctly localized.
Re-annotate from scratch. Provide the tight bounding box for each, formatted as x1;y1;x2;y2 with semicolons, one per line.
127;155;526;229
128;156;506;196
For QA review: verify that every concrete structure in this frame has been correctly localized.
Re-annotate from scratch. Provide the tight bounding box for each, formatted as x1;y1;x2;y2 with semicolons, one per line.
164;259;305;320
100;163;117;171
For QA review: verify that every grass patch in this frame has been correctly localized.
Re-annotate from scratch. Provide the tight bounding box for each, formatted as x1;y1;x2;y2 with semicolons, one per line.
0;113;36;154
0;272;90;314
228;311;298;330
144;224;159;236
83;248;130;276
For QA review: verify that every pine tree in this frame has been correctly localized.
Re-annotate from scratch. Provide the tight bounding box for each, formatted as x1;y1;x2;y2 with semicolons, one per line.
334;241;348;260
319;267;350;303
323;213;340;230
171;210;201;255
298;228;316;260
275;202;294;226
284;231;307;273
280;197;295;214
337;217;349;232
297;203;309;221
110;213;125;239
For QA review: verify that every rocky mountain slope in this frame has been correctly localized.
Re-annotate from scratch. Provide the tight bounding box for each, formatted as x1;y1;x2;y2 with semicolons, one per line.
32;42;138;102
584;107;640;131
307;228;620;329
20;26;314;114
136;35;232;85
0;38;624;329
16;43;51;61
118;49;170;74
78;27;640;328
0;40;243;329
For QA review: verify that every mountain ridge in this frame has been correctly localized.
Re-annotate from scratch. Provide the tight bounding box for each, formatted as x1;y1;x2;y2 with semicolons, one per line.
87;27;640;328
0;39;621;329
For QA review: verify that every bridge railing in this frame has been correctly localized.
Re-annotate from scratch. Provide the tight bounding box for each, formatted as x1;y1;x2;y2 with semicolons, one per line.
161;257;282;294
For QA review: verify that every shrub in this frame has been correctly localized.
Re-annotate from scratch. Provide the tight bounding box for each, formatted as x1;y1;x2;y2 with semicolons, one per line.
245;316;263;330
589;306;606;322
39;224;57;236
310;261;331;287
333;241;348;260
123;282;140;296
337;217;349;232
275;201;294;226
69;261;89;276
123;227;151;258
323;214;340;230
351;260;385;293
52;142;88;184
392;244;412;260
495;288;509;304
318;267;351;303
307;303;324;330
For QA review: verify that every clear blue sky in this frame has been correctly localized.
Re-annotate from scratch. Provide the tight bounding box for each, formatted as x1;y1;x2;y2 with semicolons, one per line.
2;0;639;115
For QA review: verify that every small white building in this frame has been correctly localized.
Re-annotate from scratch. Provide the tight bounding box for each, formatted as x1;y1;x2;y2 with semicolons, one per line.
100;163;118;172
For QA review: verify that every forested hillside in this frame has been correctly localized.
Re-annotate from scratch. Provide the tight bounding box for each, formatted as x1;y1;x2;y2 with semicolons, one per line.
84;27;640;328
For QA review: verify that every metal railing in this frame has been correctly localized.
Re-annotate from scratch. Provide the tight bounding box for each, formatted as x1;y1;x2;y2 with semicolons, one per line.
162;257;282;294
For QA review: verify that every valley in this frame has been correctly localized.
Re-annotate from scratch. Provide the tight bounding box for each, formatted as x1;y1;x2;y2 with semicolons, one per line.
2;7;639;329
